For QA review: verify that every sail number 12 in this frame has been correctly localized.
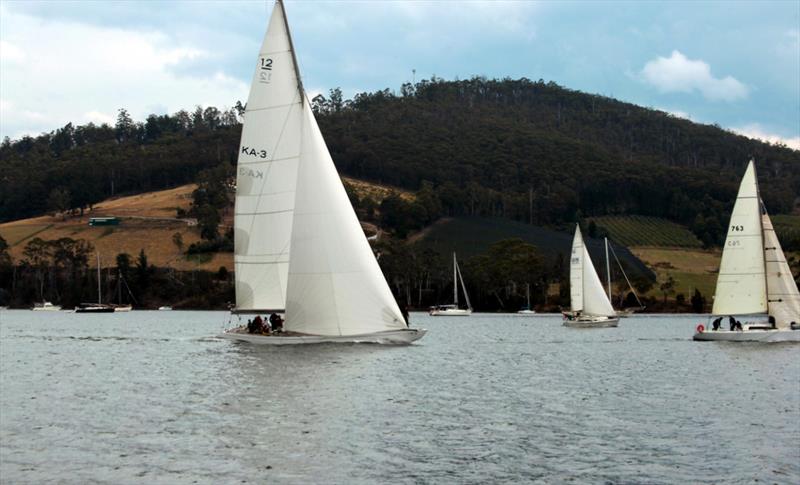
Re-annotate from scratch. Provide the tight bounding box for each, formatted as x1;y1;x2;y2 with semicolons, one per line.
259;57;273;84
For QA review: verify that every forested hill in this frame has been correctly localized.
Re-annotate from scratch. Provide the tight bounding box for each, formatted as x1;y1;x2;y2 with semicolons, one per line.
2;77;798;245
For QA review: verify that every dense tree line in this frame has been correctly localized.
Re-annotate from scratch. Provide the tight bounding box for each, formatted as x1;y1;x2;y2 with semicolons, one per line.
313;78;799;247
1;106;242;222
0;235;233;309
2;78;798;249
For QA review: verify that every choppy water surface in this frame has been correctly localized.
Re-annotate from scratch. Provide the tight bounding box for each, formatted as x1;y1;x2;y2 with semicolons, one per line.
1;310;798;484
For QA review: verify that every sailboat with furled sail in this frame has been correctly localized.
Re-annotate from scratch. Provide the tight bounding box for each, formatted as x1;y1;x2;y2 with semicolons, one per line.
429;253;472;316
563;224;619;327
220;0;425;345
694;160;799;342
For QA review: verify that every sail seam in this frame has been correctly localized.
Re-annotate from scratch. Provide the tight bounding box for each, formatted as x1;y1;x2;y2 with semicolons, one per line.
245;101;301;113
236;209;293;216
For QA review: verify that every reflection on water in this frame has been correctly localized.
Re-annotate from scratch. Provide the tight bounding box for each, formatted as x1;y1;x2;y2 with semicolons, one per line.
1;310;798;483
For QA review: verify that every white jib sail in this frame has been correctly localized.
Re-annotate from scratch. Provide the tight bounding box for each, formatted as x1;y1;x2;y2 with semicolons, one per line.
284;102;407;335
712;160;768;316
569;225;584;312
763;210;800;328
581;236;616;317
234;1;302;311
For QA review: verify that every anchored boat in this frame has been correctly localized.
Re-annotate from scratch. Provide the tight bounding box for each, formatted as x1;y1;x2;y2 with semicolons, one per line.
220;1;424;345
430;253;472;316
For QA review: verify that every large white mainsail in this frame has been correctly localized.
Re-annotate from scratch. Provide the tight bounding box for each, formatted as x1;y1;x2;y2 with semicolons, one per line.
283;102;407;335
711;160;767;316
234;1;302;312
570;225;615;316
763;210;800;328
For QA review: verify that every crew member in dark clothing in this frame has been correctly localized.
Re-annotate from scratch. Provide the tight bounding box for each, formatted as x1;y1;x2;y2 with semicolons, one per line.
729;316;737;331
269;313;283;332
253;315;264;333
401;305;410;327
768;315;776;329
247;318;257;334
735;320;743;331
712;317;722;331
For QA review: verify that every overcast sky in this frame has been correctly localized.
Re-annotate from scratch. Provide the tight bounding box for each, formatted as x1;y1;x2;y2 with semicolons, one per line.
1;0;798;149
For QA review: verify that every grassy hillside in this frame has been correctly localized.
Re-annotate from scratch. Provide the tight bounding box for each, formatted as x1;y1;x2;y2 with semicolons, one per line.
631;248;719;300
0;177;412;271
589;216;703;248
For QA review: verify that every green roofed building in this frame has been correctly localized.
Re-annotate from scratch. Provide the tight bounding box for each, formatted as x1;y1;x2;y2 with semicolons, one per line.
88;217;120;226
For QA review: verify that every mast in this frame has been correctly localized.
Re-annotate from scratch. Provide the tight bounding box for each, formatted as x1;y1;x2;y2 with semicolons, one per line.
456;258;472;310
753;161;768;305
277;0;304;101
605;237;612;301
526;284;531;308
453;252;458;306
96;253;101;305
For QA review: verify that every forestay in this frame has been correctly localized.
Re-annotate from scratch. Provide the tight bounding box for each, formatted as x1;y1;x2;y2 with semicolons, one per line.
234;1;302;312
712;161;767;316
763;210;800;328
284;102;407;335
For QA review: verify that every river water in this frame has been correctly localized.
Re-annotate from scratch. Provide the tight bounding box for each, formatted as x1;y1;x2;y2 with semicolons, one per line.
1;310;798;484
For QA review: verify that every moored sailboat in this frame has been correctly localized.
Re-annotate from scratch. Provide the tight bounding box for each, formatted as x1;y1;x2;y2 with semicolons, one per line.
517;284;536;314
694;160;799;342
563;225;619;327
220;1;424;345
430;253;472;316
75;253;115;313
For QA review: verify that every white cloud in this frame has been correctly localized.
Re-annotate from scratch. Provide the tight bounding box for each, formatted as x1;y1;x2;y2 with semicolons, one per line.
83;111;115;125
0;8;247;139
733;123;800;151
640;50;748;102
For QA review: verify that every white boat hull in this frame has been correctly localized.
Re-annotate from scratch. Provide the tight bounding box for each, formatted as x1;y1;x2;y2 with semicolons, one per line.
429;309;472;316
32;305;61;311
693;328;800;342
517;310;536;315
563;315;619;328
218;328;427;345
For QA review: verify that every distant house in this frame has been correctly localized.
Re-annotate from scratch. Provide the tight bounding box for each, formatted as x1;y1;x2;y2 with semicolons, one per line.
89;217;120;226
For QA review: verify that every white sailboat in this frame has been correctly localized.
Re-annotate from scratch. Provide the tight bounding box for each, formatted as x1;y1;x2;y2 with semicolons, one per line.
75;253;115;313
517;284;536;314
430;253;472;316
563;225;619;327
694;160;799;342
220;1;425;345
32;302;61;311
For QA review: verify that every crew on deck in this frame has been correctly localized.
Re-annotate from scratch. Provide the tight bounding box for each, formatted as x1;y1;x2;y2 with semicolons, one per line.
269;313;283;333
